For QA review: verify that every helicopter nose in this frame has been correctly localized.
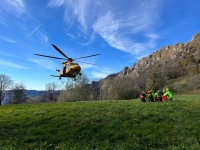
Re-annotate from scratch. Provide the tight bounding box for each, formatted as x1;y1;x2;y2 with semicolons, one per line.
70;65;81;71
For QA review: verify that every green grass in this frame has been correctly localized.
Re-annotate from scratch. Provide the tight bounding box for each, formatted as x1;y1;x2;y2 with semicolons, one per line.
1;95;200;149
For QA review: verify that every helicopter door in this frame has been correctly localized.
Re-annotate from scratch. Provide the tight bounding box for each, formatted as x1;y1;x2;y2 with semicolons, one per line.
67;63;70;69
63;62;69;74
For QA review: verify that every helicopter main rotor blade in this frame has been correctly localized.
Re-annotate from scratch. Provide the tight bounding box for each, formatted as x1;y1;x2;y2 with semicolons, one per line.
34;54;67;60
74;54;100;60
51;44;69;59
75;60;95;65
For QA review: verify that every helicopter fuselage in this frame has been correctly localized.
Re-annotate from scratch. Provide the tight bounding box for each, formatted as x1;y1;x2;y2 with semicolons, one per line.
63;62;81;76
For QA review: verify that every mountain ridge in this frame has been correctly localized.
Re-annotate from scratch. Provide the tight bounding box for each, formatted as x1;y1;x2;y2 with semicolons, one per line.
114;32;200;78
98;32;200;99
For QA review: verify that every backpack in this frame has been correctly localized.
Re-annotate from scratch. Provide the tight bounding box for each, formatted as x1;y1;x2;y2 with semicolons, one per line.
157;91;162;97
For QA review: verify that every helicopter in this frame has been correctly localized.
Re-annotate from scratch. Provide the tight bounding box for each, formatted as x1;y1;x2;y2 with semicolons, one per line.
35;44;100;80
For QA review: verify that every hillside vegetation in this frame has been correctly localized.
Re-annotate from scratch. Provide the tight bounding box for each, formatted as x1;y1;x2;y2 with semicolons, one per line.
1;95;200;149
97;33;200;100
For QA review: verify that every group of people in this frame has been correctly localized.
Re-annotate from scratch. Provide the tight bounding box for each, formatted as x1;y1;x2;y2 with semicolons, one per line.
140;88;173;102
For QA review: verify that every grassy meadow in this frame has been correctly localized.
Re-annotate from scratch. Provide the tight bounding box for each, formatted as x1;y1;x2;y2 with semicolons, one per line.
1;94;200;149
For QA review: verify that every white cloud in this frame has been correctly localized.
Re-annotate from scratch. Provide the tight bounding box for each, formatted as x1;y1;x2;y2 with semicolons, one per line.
81;32;95;46
27;24;41;38
145;33;160;48
79;63;95;69
92;72;108;78
36;29;48;43
30;59;57;70
0;36;16;43
92;71;108;78
48;0;93;32
66;33;77;39
0;0;26;17
48;0;65;7
92;3;161;55
91;68;115;78
0;60;29;69
48;0;161;56
93;11;143;55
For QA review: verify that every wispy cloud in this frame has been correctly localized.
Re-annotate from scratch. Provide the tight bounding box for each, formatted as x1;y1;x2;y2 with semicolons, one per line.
0;0;26;17
92;4;160;55
81;32;95;46
91;68;114;78
0;60;29;69
47;0;93;32
0;35;16;43
27;24;41;38
30;59;57;70
80;63;96;70
48;0;161;56
66;33;77;39
0;51;16;57
92;71;108;78
48;0;65;8
37;29;48;43
93;11;145;55
145;33;160;48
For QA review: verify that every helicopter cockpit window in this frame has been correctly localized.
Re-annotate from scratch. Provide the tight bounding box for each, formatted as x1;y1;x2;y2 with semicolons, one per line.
70;63;78;66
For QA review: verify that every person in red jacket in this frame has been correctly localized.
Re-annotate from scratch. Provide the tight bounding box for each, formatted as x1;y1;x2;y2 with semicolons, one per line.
140;90;147;102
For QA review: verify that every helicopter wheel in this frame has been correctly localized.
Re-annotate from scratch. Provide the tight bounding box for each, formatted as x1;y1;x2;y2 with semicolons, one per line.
79;73;82;76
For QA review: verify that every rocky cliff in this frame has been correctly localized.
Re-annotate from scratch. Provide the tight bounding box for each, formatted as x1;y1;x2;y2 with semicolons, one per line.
98;33;200;99
115;32;200;78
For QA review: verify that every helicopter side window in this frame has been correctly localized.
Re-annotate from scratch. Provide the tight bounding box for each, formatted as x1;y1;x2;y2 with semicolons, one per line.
66;63;70;69
70;63;78;66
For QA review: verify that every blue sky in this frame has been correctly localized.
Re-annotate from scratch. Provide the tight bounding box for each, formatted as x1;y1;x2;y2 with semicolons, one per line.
0;0;200;90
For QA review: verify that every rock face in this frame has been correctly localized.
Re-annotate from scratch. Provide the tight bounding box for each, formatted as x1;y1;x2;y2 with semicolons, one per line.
95;32;200;99
114;33;200;78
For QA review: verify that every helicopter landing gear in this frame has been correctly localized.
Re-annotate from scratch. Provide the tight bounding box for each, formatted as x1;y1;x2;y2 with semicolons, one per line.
79;73;82;76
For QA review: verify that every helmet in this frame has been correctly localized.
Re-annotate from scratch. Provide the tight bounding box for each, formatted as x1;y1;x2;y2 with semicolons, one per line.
166;88;169;91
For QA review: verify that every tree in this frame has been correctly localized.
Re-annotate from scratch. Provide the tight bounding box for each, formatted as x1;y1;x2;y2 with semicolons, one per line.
58;72;90;102
100;76;140;100
186;74;200;91
0;74;13;105
134;70;149;91
89;80;101;100
145;62;167;91
114;77;139;100
99;78;112;100
10;83;28;104
42;82;61;102
117;87;140;100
